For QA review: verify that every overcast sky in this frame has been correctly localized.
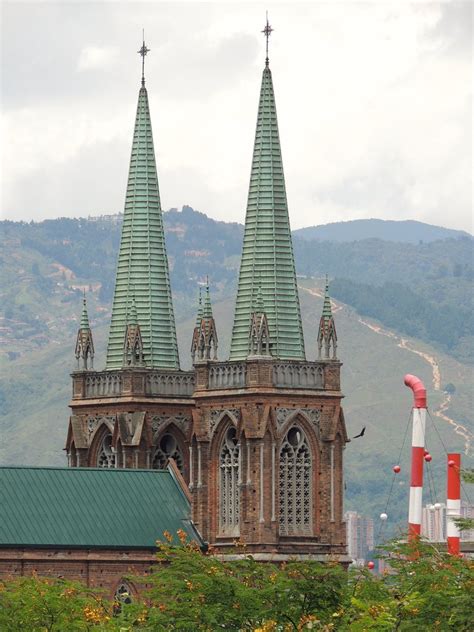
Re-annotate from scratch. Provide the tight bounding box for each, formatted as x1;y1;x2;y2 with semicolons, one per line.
1;1;472;231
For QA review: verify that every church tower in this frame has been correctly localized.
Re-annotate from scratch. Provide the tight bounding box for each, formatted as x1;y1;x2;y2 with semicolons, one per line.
66;27;348;560
190;19;348;557
66;38;194;472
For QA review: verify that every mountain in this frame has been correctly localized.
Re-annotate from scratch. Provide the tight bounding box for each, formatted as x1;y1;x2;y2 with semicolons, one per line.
1;207;473;532
2;207;472;364
294;218;471;243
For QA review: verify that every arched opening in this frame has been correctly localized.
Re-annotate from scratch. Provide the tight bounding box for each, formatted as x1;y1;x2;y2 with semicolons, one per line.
113;580;133;615
279;425;312;535
97;431;115;469
152;432;184;474
219;425;240;536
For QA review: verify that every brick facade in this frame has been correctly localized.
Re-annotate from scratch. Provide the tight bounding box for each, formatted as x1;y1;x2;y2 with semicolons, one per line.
0;548;154;598
65;356;348;559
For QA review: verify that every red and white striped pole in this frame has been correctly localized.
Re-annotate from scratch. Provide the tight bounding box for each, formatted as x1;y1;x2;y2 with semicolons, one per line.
404;374;427;540
447;453;461;556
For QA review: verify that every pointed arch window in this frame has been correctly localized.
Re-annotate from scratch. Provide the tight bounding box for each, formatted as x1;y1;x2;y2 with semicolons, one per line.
219;426;240;536
97;432;115;468
279;426;312;535
152;433;184;474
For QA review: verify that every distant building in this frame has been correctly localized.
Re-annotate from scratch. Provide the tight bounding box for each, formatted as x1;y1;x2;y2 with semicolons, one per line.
422;503;447;542
345;511;374;563
422;501;474;542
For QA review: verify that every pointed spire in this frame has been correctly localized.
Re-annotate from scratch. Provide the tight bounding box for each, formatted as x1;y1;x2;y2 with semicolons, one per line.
192;280;218;363
195;288;203;327
317;275;337;360
248;281;271;358
229;27;305;361
203;278;213;318
128;294;138;326
322;275;333;320
75;295;94;371
80;292;90;329
106;40;179;370
254;281;264;314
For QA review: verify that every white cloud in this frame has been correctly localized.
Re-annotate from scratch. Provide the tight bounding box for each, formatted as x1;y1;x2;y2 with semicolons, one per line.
77;45;119;71
1;2;471;232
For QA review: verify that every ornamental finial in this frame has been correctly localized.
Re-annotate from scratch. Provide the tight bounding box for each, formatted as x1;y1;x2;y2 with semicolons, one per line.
262;11;273;67
138;30;150;87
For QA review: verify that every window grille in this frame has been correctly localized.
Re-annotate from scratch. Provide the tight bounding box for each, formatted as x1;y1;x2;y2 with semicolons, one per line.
152;433;184;474
97;432;115;468
219;426;240;535
279;426;312;535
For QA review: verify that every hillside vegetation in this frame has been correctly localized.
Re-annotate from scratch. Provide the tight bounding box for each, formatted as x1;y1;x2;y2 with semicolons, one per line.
1;209;472;531
1;207;472;363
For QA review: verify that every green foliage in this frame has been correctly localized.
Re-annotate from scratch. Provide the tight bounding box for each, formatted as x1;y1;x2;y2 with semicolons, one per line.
0;575;112;631
455;469;474;532
1;537;472;631
329;278;473;359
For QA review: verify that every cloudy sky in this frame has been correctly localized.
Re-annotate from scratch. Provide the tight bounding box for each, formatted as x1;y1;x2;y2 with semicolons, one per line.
1;1;472;231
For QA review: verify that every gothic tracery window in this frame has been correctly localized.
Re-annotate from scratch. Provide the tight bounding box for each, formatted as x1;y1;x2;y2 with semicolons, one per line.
279;426;312;535
115;582;132;604
219;426;240;536
152;433;184;474
97;432;115;468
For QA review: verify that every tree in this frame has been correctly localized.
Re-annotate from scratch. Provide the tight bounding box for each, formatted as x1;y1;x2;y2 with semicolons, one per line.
0;574;113;631
0;535;472;631
455;468;474;533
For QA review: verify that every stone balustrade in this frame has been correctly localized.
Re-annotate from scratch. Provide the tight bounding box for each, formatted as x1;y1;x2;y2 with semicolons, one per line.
208;363;247;389
272;362;324;389
82;370;195;398
76;359;335;399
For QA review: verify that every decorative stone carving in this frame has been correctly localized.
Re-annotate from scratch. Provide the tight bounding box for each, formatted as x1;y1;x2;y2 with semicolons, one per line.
276;408;321;434
150;412;191;438
209;408;241;437
86;414;116;442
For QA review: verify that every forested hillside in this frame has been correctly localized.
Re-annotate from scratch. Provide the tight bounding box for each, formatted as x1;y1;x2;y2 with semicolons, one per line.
1;208;473;532
1;207;472;364
294;218;469;243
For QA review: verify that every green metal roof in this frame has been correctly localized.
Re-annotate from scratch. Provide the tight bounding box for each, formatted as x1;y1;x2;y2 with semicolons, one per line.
0;467;200;549
229;64;305;360
106;84;179;370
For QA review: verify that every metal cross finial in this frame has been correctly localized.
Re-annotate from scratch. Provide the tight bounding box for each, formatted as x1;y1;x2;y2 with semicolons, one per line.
262;12;273;67
138;30;150;87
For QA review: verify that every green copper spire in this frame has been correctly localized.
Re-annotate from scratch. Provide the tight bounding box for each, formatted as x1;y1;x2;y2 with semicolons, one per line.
229;35;305;361
106;42;179;370
80;293;90;330
203;279;213;318
322;275;333;320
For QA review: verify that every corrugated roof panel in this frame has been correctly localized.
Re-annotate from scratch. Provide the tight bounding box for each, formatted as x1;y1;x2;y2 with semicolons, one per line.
0;467;199;549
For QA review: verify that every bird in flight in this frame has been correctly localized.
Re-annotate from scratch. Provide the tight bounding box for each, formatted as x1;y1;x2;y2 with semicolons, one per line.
353;426;366;439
